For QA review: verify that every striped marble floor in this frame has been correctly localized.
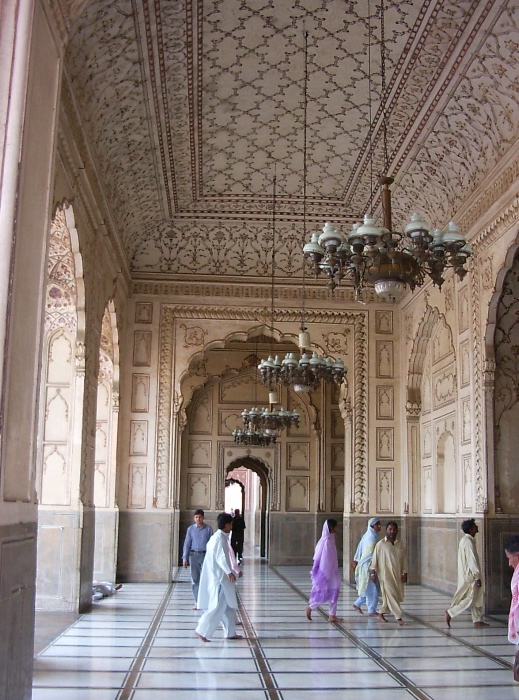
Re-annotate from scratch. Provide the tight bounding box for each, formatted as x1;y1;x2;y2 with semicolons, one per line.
33;560;519;699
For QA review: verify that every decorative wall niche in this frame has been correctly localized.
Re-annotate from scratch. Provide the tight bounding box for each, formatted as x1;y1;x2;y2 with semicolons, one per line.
376;341;394;378
133;331;152;366
128;464;147;508
459;340;471;388
422;422;432;458
286;442;310;471
331;443;345;471
461;397;472;444
376;386;394;420
462;454;473;511
331;409;345;438
135;302;153;324
187;474;211;509
131;374;150;413
423;467;432;513
375;310;393;334
286;476;310;512
377;468;394;512
130;420;148;456
376;427;394;461
331;476;344;512
190;389;213;434
458;287;469;332
188;440;211;467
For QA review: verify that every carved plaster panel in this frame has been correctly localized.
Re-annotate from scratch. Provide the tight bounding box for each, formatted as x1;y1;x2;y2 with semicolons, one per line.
190;390;213;434
432;365;456;410
218;410;242;436
331;476;344;513
375;310;393;334
331;443;345;472
286;442;309;471
286;477;310;513
462;454;473;511
128;464;146;508
432;319;454;365
129;420;148;456
376;428;394;461
422;422;432;459
131;374;150;412
423;467;432;513
331;410;345;439
458;286;469;333
187;474;211;509
461;397;472;445
188;440;211;468
376;386;394;420
377;468;394;513
376;341;394;378
459;340;471;388
133;331;152;366
135;302;153;324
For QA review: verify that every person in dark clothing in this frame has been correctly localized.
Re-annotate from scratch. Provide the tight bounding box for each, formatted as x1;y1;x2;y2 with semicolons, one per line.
231;509;246;563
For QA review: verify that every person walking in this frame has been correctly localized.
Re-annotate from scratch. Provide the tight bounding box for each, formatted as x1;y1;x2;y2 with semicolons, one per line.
352;517;381;615
306;519;343;623
445;519;488;628
182;509;213;608
195;512;244;642
505;536;519;681
370;521;407;626
231;508;246;563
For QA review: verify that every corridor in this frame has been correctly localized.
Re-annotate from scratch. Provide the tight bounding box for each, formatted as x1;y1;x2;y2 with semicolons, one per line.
33;561;518;700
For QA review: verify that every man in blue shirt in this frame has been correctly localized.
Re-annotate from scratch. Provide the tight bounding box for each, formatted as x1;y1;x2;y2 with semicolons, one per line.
182;509;213;607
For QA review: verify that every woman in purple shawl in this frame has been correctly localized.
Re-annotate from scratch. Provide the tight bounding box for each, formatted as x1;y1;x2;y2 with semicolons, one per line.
305;519;342;623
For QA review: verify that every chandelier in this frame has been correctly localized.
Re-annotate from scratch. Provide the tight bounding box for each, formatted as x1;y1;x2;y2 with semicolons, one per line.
303;2;472;302
258;35;348;394
241;404;299;436
232;426;277;447
258;333;346;394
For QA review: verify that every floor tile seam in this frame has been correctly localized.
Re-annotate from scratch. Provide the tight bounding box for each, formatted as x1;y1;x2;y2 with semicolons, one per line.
236;590;284;700
115;574;179;700
402;610;513;670
270;565;435;700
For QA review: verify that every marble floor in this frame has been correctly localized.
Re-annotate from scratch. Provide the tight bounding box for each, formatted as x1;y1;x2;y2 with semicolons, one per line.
33;558;519;700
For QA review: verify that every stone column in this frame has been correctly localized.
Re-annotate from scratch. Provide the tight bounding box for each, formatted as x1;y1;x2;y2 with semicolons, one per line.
405;401;421;515
483;360;499;513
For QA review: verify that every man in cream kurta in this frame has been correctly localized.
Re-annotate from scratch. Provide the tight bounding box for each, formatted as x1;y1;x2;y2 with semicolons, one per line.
371;521;407;626
445;519;488;627
195;512;244;642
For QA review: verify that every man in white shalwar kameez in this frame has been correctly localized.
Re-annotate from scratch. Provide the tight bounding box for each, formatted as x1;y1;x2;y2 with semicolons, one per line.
445;519;488;628
195;512;244;642
370;521;407;626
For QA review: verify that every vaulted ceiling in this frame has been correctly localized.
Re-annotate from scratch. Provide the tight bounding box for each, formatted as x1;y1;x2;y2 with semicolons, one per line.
64;0;519;282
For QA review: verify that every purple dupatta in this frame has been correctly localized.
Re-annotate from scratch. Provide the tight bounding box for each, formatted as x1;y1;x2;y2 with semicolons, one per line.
309;521;341;605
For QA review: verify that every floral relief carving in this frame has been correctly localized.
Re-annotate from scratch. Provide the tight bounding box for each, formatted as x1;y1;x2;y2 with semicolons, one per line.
322;330;349;356
179;323;206;349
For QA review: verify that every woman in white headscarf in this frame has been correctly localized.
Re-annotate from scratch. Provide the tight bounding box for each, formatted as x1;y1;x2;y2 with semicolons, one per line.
351;517;381;615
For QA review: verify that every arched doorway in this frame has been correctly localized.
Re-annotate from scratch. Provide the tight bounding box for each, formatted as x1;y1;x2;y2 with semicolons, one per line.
226;457;270;559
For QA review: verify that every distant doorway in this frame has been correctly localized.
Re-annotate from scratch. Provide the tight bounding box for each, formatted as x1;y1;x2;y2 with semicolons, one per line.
225;459;269;558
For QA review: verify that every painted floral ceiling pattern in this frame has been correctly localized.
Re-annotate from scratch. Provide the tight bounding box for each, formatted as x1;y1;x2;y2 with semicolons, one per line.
65;0;519;279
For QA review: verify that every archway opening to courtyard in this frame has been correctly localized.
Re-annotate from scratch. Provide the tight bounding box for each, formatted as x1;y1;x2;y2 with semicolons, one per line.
226;458;268;559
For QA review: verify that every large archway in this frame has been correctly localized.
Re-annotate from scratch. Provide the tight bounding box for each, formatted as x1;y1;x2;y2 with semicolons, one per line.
226;456;270;559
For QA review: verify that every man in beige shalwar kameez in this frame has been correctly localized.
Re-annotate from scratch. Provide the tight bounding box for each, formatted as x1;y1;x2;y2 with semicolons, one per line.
445;519;488;628
370;521;407;626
